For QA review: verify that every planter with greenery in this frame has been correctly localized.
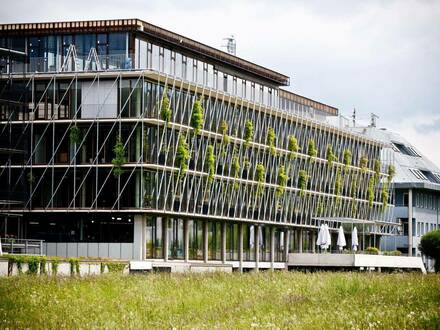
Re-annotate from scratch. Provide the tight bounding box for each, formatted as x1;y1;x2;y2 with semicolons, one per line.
244;120;254;147
360;156;368;174
111;135;126;177
276;165;288;197
307;139;317;162
176;134;190;179
69;125;81;145
368;177;375;209
387;164;396;183
220;120;230;144
191;97;204;135
288;135;299;160
374;159;381;182
365;247;380;255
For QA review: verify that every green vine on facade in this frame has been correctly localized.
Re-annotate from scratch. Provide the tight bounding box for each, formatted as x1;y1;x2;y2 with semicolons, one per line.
267;127;276;156
288;135;299;160
343;149;352;173
191;97;204;135
276;165;288;197
220;120;230;144
387;164;396;183
69;125;81;145
298;170;308;196
381;182;389;210
255;163;265;196
360;156;369;174
112;135;126;177
68;258;80;276
176;134;190;179
374;159;381;182
160;89;172;124
206;144;216;184
335;168;342;199
368;177;375;209
326;144;336;167
244;120;254;147
231;155;240;190
307;139;317;162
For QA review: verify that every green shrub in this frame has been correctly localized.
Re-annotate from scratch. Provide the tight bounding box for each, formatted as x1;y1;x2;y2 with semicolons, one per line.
220;120;230;144
419;230;440;272
384;250;402;256
374;159;381;182
288;135;299;160
176;134;190;179
112;135;126;177
69;125;81;145
267;127;276;156
365;247;379;255
160;89;172;124
51;258;59;275
387;164;396;183
69;258;80;276
106;263;127;273
276;165;288;197
244;120;254;147
326;145;336;167
27;257;39;275
191;98;204;135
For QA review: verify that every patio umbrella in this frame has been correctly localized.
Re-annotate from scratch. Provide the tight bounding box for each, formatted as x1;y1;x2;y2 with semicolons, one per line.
316;224;324;248
337;226;346;251
351;226;359;252
323;224;332;251
249;225;255;249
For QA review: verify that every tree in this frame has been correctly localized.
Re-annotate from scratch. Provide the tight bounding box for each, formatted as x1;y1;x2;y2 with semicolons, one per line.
267;127;276;156
206;144;215;184
191;97;204;135
176;134;190;179
419;230;440;272
112;135;126;177
326;144;336;167
288;135;299;160
244;120;254;147
160;89;172;124
276;165;288;197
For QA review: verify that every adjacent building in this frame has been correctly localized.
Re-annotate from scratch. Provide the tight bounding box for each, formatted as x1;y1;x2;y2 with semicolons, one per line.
0;19;397;270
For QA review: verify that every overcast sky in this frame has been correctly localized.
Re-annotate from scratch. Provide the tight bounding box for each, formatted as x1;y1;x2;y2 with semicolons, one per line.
2;0;440;165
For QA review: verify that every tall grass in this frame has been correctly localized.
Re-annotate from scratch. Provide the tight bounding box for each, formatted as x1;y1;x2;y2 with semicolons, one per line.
0;272;439;329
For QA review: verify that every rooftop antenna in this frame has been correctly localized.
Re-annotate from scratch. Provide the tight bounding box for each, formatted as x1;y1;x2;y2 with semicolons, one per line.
222;35;236;55
370;113;379;128
352;108;356;127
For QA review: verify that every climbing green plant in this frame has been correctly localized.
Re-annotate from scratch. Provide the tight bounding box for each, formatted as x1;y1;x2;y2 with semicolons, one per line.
387;164;396;183
231;155;240;190
244;120;254;147
316;199;324;217
39;257;47;275
255;163;265;196
381;182;389;210
298;170;308;196
326;145;337;167
276;165;288;197
68;258;80;276
112;135;126;177
267;127;276;156
51;258;59;275
351;177;358;214
191;97;204;135
308;139;317;162
160;89;172;124
106;262;127;273
288;135;299;160
335;168;342;199
343;149;352;173
220;120;230;144
368;177;375;209
360;156;368;174
206;144;216;184
69;125;81;145
176;134;190;179
374;159;381;182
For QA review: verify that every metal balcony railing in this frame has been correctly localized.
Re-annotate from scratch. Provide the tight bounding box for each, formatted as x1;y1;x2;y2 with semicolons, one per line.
0;238;44;255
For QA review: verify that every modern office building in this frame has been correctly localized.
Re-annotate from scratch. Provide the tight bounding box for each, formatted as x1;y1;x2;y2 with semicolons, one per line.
352;123;440;270
0;19;397;271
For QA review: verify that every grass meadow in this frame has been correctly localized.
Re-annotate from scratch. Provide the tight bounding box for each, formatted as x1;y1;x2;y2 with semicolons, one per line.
0;271;439;329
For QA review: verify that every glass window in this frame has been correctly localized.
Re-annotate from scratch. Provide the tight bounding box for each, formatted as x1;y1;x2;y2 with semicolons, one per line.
189;219;203;260
108;32;126;55
168;218;184;260
146;216;163;259
152;44;160;70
